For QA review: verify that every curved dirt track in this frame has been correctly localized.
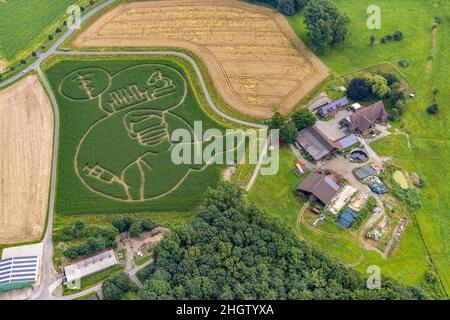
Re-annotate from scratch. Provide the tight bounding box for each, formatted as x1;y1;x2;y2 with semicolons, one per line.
71;0;329;118
0;75;54;244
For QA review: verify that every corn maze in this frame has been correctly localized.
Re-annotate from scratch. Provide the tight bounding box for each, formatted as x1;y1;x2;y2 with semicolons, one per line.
46;57;236;215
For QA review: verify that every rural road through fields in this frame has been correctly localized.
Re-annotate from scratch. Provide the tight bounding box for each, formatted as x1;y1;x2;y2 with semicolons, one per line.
0;0;269;300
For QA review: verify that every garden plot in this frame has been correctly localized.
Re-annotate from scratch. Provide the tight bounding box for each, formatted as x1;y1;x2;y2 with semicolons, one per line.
71;0;329;118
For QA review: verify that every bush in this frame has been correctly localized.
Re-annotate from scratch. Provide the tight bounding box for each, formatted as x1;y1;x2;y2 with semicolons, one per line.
141;218;157;231
391;183;421;210
267;111;297;144
291;108;316;130
63;247;80;260
112;216;135;233
381;72;399;86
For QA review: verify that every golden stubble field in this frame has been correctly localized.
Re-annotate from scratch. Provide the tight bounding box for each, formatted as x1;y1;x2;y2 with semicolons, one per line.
0;75;54;244
72;0;329;118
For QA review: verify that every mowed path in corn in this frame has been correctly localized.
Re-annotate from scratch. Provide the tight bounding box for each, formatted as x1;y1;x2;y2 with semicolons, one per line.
71;0;329;118
0;75;54;244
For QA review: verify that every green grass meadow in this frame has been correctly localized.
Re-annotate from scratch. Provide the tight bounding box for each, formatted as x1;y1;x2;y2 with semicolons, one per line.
277;0;450;295
45;57;230;216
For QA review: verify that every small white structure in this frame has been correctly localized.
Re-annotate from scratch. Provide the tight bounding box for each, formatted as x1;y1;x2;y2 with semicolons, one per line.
409;93;416;98
64;250;119;284
351;103;362;111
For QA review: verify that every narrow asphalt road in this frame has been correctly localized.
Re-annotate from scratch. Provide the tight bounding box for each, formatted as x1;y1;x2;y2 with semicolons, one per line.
0;0;268;300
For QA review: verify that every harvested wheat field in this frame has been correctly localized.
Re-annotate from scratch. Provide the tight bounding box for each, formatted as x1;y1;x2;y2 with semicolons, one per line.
0;75;54;244
72;0;329;118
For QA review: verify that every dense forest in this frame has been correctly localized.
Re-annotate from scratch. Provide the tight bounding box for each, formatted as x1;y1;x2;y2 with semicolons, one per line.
136;182;427;300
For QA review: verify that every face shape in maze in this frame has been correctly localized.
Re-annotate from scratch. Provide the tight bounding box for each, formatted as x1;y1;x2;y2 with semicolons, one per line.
61;64;201;201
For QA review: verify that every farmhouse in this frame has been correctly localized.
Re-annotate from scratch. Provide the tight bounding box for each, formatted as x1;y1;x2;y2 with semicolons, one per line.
297;172;342;205
64;250;119;284
317;96;349;118
343;101;388;134
296;126;358;161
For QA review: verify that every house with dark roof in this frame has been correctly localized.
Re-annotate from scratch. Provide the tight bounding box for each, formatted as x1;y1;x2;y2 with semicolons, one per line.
343;101;388;134
317;96;349;118
297;126;358;161
297;172;342;205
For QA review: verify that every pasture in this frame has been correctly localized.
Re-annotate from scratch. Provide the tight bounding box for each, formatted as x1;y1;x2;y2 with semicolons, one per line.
0;75;54;244
45;57;236;215
70;0;329;118
287;0;450;295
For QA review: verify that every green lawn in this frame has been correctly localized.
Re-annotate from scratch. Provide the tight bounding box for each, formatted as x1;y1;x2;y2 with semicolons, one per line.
285;0;449;295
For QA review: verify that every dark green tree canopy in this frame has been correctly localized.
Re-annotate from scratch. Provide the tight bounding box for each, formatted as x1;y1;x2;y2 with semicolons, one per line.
304;0;350;53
